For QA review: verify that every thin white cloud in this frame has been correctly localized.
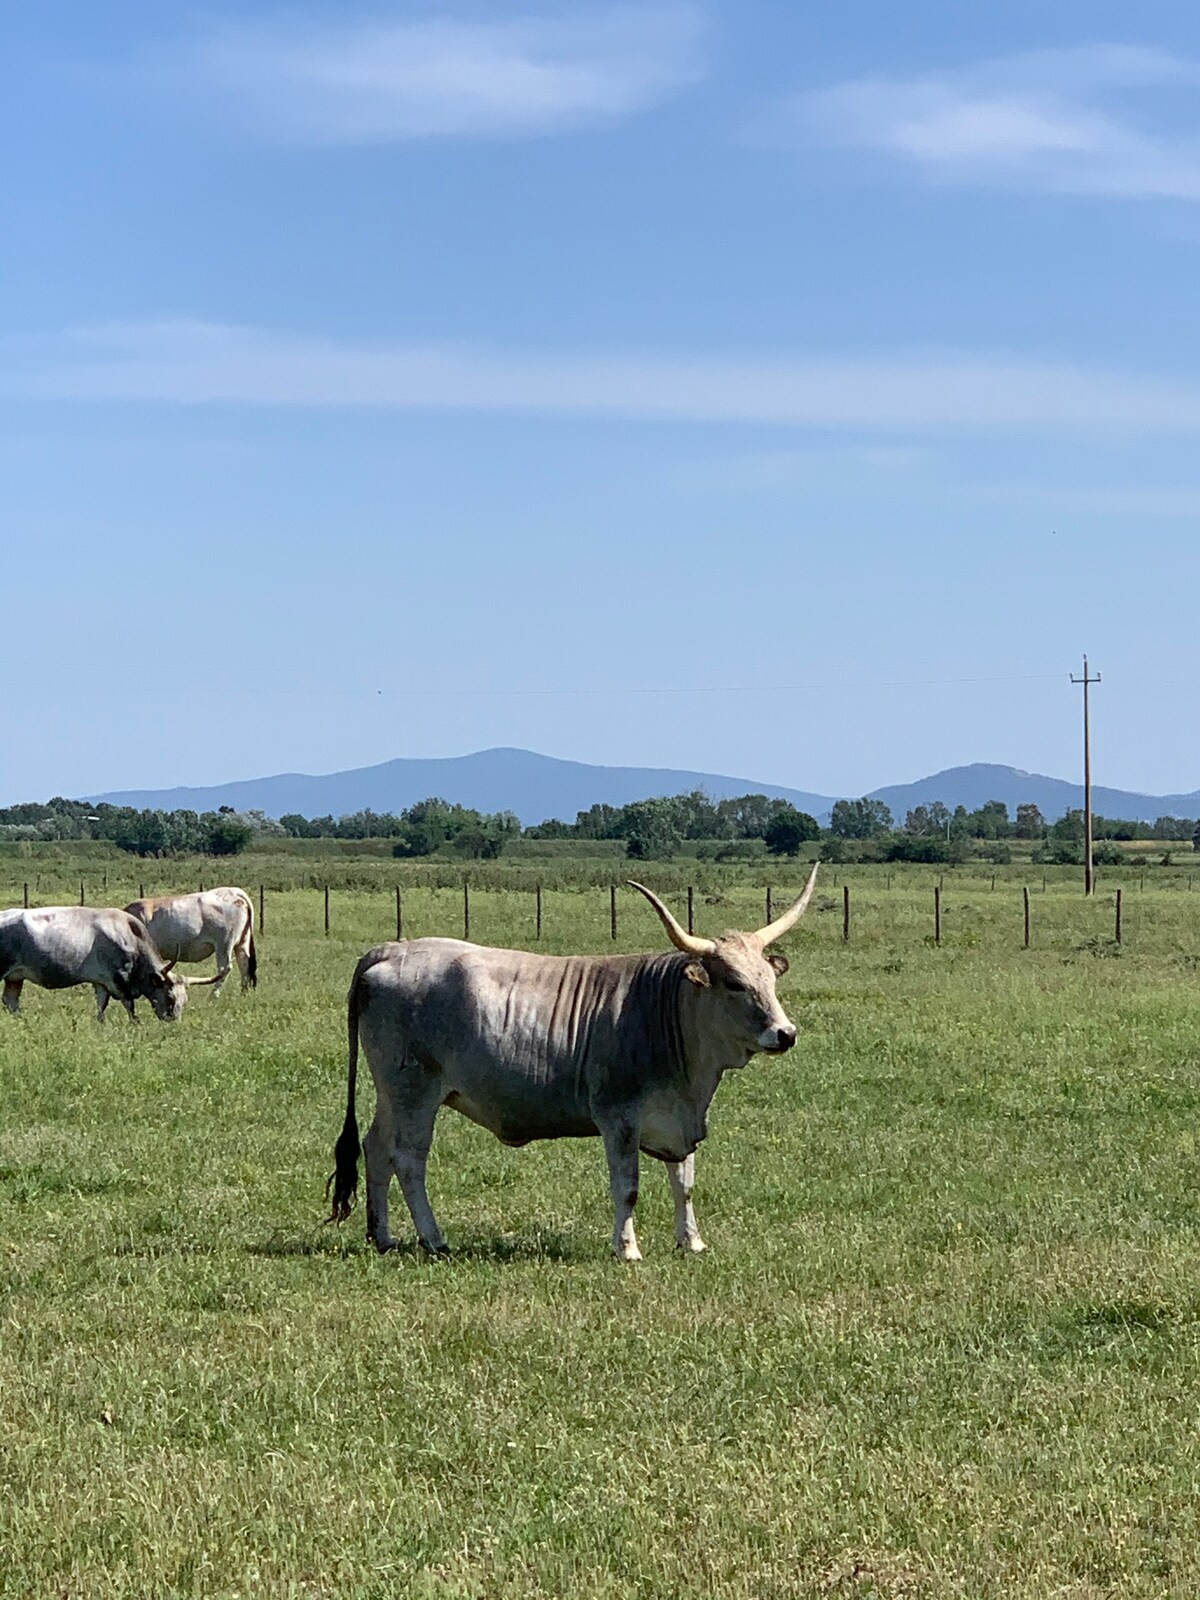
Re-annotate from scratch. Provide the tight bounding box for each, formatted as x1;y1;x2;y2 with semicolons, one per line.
17;318;1200;436
782;44;1200;200
185;5;702;142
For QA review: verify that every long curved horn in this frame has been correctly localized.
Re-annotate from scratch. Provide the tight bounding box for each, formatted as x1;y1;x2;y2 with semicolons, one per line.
755;862;820;946
161;959;176;975
627;881;715;956
181;973;221;986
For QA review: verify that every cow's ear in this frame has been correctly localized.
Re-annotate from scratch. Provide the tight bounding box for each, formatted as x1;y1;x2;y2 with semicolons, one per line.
767;952;789;976
683;959;711;988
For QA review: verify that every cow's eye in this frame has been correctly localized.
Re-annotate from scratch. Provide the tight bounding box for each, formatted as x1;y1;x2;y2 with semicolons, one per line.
725;978;746;993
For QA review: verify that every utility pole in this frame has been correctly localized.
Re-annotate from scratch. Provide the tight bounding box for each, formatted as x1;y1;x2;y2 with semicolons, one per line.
1070;655;1101;896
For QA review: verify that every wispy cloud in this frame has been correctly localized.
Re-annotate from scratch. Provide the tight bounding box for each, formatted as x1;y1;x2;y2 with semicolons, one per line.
781;45;1200;200
180;4;702;142
17;318;1200;436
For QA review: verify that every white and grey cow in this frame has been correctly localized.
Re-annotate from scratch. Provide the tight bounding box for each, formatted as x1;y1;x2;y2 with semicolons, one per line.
124;887;257;997
0;905;188;1021
327;865;818;1260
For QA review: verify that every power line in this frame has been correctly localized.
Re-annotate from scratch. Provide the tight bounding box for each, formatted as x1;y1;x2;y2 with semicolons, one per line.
125;671;1069;701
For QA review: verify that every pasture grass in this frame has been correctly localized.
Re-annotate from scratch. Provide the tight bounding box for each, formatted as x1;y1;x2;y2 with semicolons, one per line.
2;877;1200;1595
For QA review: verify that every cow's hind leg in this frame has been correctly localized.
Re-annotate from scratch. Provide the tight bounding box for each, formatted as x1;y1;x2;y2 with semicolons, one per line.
599;1118;642;1262
3;979;23;1015
666;1154;706;1253
384;1076;450;1255
363;1116;398;1253
392;1105;449;1256
93;984;111;1022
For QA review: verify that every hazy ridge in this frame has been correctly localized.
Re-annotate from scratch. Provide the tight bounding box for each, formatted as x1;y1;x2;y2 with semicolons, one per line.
87;748;1200;828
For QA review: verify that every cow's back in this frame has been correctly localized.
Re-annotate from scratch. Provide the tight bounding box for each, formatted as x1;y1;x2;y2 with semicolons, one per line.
126;891;228;961
0;906;142;987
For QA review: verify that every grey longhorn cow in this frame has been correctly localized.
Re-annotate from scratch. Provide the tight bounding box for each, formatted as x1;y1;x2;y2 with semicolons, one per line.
124;887;257;997
0;905;188;1021
327;865;818;1260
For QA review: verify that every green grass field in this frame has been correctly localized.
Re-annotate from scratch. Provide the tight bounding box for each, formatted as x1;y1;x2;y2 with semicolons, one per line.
2;867;1200;1596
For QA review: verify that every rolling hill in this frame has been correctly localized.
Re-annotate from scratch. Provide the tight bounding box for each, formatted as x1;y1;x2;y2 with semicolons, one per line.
87;748;1200;828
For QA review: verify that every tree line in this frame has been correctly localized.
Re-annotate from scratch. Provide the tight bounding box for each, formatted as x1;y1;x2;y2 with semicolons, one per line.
0;792;1196;863
0;798;261;857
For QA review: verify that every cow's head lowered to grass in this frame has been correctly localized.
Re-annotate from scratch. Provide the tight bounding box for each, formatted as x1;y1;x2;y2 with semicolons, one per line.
131;945;189;1021
627;862;818;1062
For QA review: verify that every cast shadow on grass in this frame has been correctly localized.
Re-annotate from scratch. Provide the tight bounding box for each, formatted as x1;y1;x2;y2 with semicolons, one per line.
250;1225;587;1264
1029;1297;1190;1360
1073;1298;1179;1332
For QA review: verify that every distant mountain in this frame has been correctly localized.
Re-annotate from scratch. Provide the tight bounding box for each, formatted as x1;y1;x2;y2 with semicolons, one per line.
89;747;837;829
86;749;1200;828
866;764;1200;827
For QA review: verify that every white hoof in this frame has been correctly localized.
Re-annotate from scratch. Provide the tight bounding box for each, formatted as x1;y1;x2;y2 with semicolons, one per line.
677;1235;707;1254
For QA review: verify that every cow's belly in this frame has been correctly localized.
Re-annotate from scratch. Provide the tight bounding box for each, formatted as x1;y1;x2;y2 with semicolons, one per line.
443;1089;598;1146
163;937;215;963
5;960;86;990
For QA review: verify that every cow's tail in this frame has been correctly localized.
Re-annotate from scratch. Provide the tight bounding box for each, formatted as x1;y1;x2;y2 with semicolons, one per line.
325;955;369;1224
239;891;258;989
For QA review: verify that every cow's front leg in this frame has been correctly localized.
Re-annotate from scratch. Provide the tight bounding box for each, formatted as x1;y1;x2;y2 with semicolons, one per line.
108;966;139;1022
3;979;23;1015
600;1119;642;1261
666;1154;706;1253
209;954;233;998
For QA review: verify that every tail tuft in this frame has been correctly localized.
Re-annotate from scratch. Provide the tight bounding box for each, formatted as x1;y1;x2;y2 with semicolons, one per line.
325;1115;360;1223
246;930;258;989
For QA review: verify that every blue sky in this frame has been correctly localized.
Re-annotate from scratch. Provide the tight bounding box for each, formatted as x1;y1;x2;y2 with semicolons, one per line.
5;0;1200;806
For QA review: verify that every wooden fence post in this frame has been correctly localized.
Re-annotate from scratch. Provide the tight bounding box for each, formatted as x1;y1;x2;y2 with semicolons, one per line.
536;883;543;941
140;883;145;900
842;884;850;942
396;884;403;940
79;880;85;906
1023;885;1031;949
934;885;942;946
610;884;618;941
687;885;694;936
22;883;28;908
765;886;773;925
1115;888;1123;945
259;884;265;932
324;885;330;936
463;881;471;941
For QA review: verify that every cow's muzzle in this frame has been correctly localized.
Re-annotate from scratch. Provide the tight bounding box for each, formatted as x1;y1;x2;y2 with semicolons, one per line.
758;1023;797;1054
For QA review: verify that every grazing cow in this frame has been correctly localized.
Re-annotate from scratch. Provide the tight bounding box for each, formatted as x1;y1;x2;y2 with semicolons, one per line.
124;887;257;996
0;906;188;1021
327;865;818;1260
